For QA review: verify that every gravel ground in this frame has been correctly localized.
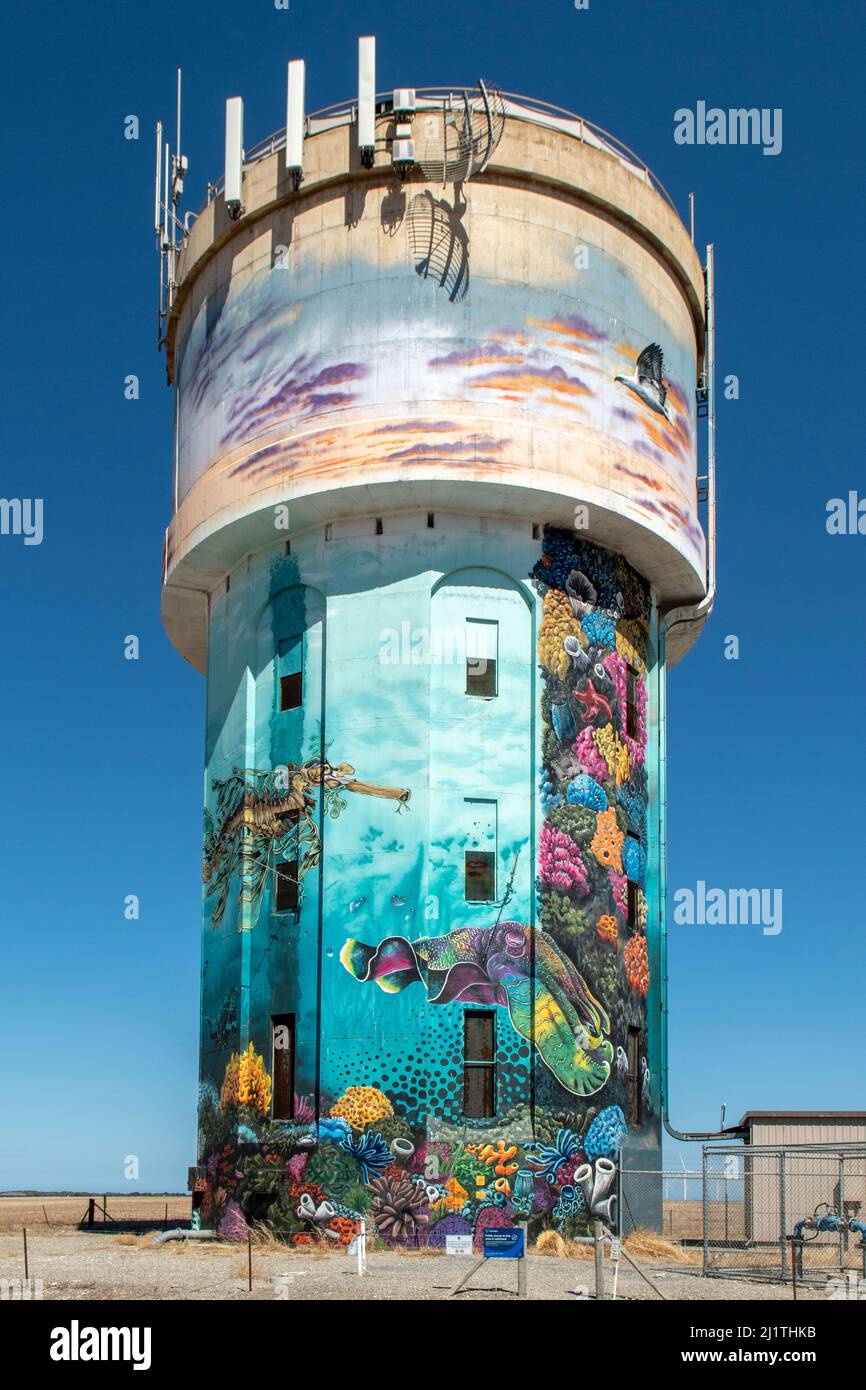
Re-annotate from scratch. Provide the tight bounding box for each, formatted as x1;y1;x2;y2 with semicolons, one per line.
0;1232;829;1301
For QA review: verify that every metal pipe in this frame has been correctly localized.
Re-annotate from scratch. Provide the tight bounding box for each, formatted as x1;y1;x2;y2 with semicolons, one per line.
154;121;163;237
151;1228;217;1245
659;245;730;1143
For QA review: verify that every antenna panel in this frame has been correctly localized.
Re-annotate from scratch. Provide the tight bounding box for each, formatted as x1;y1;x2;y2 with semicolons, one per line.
358;37;376;153
224;97;244;210
286;60;306;174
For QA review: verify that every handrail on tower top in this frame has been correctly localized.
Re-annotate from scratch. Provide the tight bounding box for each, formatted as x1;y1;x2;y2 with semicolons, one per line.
202;87;677;213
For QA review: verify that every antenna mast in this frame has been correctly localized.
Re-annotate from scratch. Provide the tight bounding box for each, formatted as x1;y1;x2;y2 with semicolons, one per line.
154;67;187;352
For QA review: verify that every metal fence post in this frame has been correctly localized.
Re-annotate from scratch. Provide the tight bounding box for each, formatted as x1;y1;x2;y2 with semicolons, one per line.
839;1154;845;1269
779;1151;787;1280
702;1146;709;1275
593;1219;605;1301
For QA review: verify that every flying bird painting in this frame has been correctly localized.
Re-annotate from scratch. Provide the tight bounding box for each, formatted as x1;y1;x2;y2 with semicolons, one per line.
615;342;671;420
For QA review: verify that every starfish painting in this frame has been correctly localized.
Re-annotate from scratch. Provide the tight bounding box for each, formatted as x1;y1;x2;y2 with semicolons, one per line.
573;679;613;724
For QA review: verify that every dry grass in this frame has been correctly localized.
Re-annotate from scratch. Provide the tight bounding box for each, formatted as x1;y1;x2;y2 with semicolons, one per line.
534;1225;698;1264
159;1238;239;1258
535;1230;593;1260
624;1228;700;1264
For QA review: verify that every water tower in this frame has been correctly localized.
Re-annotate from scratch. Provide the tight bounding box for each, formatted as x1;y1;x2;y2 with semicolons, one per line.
156;38;714;1243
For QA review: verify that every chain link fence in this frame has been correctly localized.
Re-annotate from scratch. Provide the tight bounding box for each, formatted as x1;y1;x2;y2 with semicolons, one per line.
620;1147;866;1286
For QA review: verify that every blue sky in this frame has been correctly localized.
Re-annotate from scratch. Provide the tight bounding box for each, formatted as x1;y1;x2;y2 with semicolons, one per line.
1;0;863;1189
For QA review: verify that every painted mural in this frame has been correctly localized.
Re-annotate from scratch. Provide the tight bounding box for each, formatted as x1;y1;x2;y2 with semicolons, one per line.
203;759;411;930
192;528;656;1247
341;921;613;1095
174;207;702;574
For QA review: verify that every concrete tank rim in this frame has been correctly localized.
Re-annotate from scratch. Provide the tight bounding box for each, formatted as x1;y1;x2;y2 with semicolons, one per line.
162;479;707;675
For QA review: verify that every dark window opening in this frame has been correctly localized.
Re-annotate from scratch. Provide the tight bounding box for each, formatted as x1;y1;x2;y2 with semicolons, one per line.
280;670;302;711
627;877;639;929
532;521;540;539
271;1014;295;1120
375;517;383;535
466;619;498;699
427;512;435;528
466;658;497;698
627;1026;641;1125
285;539;291;556
275;832;299;913
465;850;495;902
225;575;230;593
324;522;333;541
626;665;638;739
464;1010;496;1118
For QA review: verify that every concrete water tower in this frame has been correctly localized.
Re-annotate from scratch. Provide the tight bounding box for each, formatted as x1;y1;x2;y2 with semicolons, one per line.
156;38;714;1243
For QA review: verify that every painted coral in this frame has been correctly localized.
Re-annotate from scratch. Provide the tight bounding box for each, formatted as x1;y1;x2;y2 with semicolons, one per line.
329;1085;394;1130
596;914;619;948
368;1172;429;1240
567;773;607;811
593;724;631;786
220;1043;272;1115
539;588;583;679
591;807;624;872
219;1054;240;1110
624;934;650;997
217;1199;250;1242
573;725;609;783
585;1105;628;1159
609;869;628;917
539;822;590;894
622;835;647;886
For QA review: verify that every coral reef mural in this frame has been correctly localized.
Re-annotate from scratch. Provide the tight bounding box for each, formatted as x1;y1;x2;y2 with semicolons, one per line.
193;528;657;1248
534;525;653;1093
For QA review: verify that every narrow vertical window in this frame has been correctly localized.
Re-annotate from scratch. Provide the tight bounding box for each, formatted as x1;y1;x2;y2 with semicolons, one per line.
466;618;498;698
627;876;639;929
465;851;495;901
274;814;299;913
280;672;302;710
464;798;497;902
271;1015;295;1120
627;1026;641;1125
278;635;303;712
464;1010;496;1118
626;664;638;739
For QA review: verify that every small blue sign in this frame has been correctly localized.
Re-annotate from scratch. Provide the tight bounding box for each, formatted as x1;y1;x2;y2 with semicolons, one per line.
483;1227;525;1259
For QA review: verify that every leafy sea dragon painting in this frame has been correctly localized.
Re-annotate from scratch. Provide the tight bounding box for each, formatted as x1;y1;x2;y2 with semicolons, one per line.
203;758;411;930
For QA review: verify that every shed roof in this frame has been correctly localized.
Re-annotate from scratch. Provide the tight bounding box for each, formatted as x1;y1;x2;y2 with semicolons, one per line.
740;1111;866;1125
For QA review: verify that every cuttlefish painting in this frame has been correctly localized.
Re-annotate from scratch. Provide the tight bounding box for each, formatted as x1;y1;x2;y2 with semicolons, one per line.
340;922;613;1097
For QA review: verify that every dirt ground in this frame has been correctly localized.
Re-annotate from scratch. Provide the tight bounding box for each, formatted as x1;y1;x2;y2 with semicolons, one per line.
0;1195;191;1233
0;1229;834;1301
